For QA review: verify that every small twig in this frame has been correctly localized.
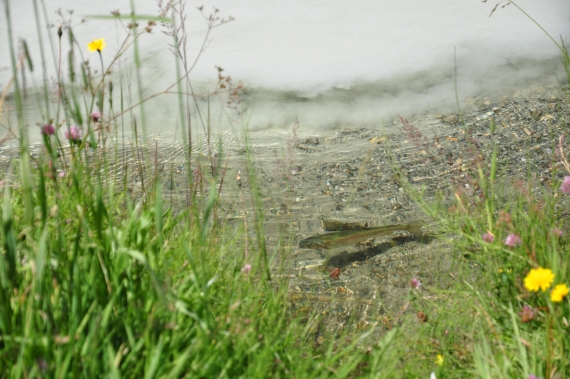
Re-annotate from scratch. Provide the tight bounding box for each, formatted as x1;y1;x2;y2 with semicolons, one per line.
154;140;158;189
0;131;15;146
239;189;249;258
217;153;230;198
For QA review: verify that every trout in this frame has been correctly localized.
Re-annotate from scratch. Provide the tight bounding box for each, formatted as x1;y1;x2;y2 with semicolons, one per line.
298;221;424;249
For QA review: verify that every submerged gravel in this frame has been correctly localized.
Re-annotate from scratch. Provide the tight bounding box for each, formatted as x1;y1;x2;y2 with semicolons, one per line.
2;84;569;332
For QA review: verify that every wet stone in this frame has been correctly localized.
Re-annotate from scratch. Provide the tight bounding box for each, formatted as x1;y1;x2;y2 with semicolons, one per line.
530;109;542;120
443;115;459;124
302;137;320;145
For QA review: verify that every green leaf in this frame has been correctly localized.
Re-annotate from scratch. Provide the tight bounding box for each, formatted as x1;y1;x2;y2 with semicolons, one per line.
22;39;33;71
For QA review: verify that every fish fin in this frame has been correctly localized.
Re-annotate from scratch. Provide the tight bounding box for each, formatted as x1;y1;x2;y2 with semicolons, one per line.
411;229;423;238
408;222;424;238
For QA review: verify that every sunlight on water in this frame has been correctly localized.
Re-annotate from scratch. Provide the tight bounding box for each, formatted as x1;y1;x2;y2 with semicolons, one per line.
1;0;569;136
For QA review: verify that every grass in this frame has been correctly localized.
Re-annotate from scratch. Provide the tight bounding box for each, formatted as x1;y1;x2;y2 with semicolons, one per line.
1;0;570;378
392;157;570;378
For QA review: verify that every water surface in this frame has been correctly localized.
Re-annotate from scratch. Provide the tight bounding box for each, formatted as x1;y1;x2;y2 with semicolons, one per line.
1;0;569;138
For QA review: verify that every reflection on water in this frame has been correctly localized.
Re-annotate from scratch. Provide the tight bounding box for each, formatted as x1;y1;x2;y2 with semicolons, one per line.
1;0;569;139
1;56;566;145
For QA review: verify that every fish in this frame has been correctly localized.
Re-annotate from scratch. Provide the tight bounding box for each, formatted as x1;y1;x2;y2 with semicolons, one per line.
298;221;424;249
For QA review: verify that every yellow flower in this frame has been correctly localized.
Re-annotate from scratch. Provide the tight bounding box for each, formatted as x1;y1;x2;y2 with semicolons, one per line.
435;354;444;366
551;284;569;302
87;38;106;53
524;267;554;292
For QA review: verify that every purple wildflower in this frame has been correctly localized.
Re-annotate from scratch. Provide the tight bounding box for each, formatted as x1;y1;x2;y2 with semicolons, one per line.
504;234;522;247
41;124;55;136
410;278;421;289
58;171;66;178
561;176;570;195
519;305;537;323
241;264;251;274
91;110;101;122
552;228;563;238
64;126;82;141
36;358;48;372
482;232;494;243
